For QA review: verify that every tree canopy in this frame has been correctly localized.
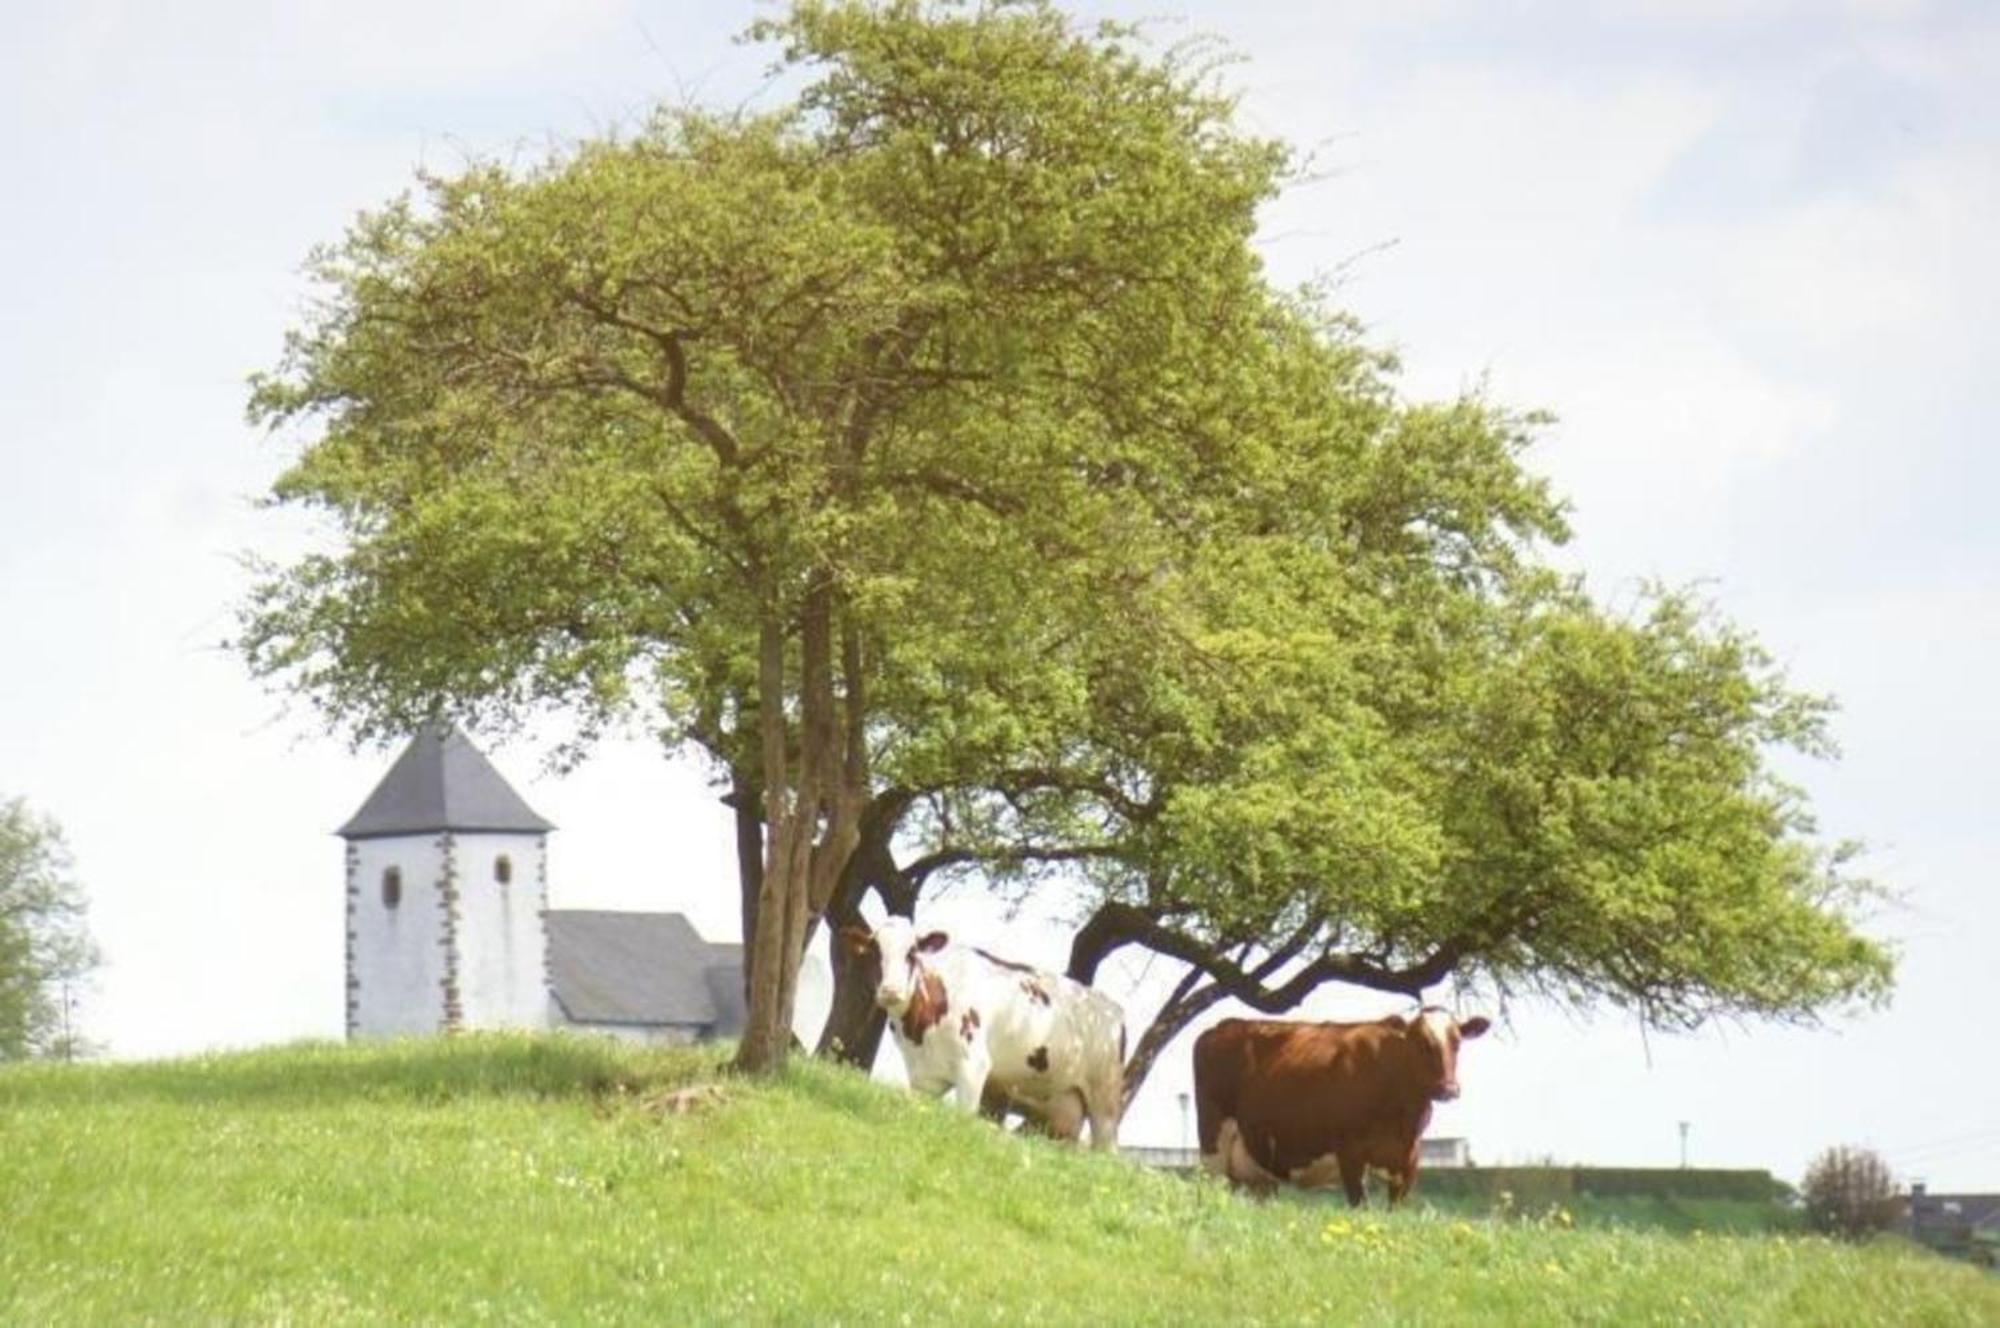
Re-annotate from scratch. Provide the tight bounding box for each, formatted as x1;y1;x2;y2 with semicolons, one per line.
0;797;100;1060
242;0;1891;1078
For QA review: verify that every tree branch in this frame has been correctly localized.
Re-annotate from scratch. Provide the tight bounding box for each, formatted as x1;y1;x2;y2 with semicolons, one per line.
1077;902;1463;1007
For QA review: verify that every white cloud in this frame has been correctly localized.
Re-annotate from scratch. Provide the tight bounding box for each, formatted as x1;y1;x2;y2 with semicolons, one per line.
1717;148;1998;355
1512;331;1838;514
9;1;636;99
1256;67;1721;291
283;0;632;89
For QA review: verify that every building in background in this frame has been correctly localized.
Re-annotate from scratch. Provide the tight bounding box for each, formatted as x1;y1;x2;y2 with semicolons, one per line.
1905;1183;2000;1269
339;726;744;1044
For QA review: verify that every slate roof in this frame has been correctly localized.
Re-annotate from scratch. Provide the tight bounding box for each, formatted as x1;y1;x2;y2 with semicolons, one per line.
338;726;555;840
547;909;746;1034
1912;1192;2000;1232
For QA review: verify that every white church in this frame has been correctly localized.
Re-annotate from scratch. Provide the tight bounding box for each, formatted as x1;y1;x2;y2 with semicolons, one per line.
339;726;748;1044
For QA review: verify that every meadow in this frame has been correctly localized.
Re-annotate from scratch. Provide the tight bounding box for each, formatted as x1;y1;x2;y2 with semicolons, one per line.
3;1036;1992;1325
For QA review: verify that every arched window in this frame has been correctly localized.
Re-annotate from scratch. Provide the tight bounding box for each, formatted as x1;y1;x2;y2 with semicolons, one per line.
494;854;513;885
381;866;402;909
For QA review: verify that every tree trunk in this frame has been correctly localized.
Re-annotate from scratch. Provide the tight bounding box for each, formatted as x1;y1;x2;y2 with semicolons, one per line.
1121;977;1231;1114
727;770;764;1005
1067;901;1142;985
736;615;803;1074
771;586;832;1038
818;929;890;1066
736;583;865;1074
813;789;918;1067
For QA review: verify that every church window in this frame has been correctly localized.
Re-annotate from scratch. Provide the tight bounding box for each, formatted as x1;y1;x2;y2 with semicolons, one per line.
382;866;402;909
494;854;513;885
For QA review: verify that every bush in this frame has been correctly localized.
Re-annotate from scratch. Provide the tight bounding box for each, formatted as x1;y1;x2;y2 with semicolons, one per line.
1801;1145;1902;1240
1416;1166;1783;1204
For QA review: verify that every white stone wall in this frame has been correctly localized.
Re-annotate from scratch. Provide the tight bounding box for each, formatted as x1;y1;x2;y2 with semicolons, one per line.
348;835;448;1036
453;832;550;1030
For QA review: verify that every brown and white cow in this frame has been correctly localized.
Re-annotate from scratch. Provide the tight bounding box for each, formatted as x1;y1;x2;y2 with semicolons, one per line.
841;917;1127;1150
1193;1008;1491;1205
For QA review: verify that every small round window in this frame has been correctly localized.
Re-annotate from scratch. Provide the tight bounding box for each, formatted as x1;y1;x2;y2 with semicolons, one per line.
494;854;513;885
381;866;402;909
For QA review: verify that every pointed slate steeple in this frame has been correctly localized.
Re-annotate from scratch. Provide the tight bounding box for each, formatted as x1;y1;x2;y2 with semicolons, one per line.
337;726;554;840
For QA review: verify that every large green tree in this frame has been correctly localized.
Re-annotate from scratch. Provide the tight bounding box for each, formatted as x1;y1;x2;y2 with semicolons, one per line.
0;798;100;1061
243;0;1891;1085
244;0;1293;1072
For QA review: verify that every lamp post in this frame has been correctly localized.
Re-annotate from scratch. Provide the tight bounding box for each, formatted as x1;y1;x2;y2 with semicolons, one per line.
1177;1091;1191;1160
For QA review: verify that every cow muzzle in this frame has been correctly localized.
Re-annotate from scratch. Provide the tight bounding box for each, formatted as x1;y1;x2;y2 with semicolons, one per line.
1433;1082;1460;1102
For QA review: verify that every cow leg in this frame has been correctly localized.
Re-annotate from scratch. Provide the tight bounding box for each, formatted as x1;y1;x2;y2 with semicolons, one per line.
951;1047;993;1114
1337;1152;1368;1209
1084;1093;1119;1152
1386;1142;1421;1207
1200;1119;1232;1180
1212;1118;1281;1196
1081;1066;1123;1152
977;1081;1013;1123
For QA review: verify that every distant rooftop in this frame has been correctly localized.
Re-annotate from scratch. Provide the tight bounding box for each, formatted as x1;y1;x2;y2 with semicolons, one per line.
547;909;745;1035
338;726;555;841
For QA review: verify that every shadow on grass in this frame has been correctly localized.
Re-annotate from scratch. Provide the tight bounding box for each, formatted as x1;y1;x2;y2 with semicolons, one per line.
0;1034;726;1110
774;1053;915;1122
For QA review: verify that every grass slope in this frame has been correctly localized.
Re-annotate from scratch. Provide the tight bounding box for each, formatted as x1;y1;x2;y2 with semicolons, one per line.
3;1037;1992;1325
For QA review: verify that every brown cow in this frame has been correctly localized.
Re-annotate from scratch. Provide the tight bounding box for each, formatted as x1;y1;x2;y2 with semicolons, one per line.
1193;1008;1490;1206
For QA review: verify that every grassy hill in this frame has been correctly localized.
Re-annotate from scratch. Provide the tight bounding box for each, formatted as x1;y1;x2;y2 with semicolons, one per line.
3;1037;1992;1325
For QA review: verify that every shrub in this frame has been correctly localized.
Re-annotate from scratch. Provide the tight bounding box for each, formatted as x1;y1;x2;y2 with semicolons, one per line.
1801;1145;1902;1240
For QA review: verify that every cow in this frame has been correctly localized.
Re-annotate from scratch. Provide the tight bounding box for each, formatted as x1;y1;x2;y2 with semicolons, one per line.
840;917;1127;1150
1193;1008;1491;1206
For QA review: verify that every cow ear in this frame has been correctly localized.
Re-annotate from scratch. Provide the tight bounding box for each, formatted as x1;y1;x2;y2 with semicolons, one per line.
1381;1014;1409;1030
838;926;876;958
915;930;950;954
1458;1016;1491;1040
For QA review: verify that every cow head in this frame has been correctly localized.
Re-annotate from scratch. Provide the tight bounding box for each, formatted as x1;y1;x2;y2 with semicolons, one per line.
1409;1006;1490;1102
839;917;949;1014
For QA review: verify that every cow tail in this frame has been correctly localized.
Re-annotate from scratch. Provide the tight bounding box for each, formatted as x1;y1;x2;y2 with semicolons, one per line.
1191;1025;1226;1158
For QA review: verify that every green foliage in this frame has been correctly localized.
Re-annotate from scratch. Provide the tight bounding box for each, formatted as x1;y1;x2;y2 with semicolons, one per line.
0;797;100;1061
240;0;1291;763
1063;574;1892;1030
3;1037;1993;1325
1409;584;1893;1025
1415;1166;1793;1206
241;0;1892;1050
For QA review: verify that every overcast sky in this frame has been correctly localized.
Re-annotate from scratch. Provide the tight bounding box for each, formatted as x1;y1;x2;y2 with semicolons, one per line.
3;1;1995;1189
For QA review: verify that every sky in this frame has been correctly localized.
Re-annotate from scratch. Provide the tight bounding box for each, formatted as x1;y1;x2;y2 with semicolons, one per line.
3;1;1996;1189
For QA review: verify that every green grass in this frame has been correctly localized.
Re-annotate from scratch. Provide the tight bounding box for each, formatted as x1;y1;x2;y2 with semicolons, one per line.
1403;1189;1805;1236
3;1036;1993;1325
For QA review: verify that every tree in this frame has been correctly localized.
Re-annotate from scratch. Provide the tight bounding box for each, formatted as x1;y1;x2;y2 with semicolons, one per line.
242;0;1892;1089
0;798;100;1061
242;0;1292;1073
1053;577;1894;1104
1802;1145;1903;1240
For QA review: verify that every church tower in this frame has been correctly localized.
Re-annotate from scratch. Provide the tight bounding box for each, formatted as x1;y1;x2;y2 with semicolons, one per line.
338;726;555;1038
